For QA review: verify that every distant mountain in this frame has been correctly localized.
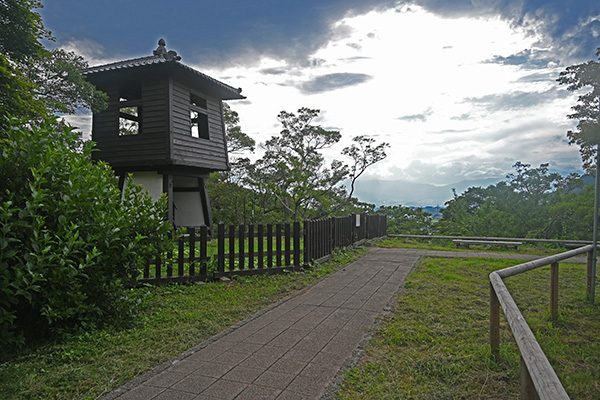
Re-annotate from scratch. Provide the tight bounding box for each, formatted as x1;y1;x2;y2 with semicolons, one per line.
352;177;504;207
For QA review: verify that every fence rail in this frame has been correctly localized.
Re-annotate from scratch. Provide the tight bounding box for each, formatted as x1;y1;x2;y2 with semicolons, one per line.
390;234;592;248
489;244;595;400
139;213;387;285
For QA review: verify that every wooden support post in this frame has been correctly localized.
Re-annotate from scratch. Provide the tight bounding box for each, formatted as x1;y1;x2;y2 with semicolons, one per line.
490;283;500;359
550;262;559;322
520;355;540;400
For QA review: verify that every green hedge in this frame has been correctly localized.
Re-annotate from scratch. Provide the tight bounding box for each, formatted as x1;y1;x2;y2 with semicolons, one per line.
0;117;172;346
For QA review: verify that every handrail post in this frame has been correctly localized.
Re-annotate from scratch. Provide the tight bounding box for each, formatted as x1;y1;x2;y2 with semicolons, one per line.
588;249;595;301
490;282;500;359
550;262;559;322
520;356;540;400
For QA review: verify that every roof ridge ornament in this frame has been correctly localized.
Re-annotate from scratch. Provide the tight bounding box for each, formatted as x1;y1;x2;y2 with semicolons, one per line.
153;38;181;61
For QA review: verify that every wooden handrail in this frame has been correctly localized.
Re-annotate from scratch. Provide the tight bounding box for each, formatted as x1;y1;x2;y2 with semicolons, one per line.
489;244;593;400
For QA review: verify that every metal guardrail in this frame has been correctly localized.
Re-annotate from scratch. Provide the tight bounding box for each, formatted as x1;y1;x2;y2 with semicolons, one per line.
489;244;595;400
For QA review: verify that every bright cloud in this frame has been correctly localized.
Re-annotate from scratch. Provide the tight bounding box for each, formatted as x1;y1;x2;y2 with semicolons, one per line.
195;5;582;186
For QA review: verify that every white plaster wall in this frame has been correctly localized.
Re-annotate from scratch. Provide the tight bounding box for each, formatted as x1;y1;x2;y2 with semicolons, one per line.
128;171;163;201
173;176;205;227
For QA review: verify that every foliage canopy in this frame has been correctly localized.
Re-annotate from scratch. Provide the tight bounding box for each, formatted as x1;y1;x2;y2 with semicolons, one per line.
557;48;600;171
0;0;107;128
209;107;387;224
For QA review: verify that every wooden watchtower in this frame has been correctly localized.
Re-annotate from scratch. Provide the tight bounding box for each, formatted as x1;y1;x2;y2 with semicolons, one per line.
85;39;245;230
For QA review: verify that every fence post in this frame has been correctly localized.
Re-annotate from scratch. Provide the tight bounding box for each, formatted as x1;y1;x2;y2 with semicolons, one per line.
294;221;301;268
550;262;559;322
490;283;500;359
276;223;282;267
303;220;309;265
351;213;356;244
248;224;254;269
189;228;196;276
588;250;595;301
166;231;173;277
200;225;208;276
178;234;185;276
267;223;273;268
229;224;236;271
257;223;264;269
285;223;291;267
217;223;225;274
238;224;245;270
520;356;538;400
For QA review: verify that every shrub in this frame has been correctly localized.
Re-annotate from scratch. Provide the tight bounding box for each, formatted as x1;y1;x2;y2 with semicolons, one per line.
0;117;172;346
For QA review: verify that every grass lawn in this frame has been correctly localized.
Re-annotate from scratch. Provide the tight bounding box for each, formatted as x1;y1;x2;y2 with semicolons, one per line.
0;248;364;399
2;239;598;399
336;254;600;399
379;236;578;256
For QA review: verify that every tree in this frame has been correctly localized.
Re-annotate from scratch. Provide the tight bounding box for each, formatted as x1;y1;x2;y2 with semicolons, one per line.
379;205;434;235
249;108;388;221
557;48;600;171
222;102;255;155
438;162;584;239
208;103;259;224
25;48;108;114
0;0;107;127
558;48;600;301
0;0;49;61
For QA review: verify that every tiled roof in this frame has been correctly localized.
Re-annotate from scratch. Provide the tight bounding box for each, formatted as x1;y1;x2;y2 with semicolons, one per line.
84;54;245;100
84;55;167;74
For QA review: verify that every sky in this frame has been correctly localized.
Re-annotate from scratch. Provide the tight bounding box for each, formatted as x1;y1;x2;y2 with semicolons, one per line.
40;0;600;202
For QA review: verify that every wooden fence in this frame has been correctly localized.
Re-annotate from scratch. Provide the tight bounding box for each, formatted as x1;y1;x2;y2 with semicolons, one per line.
489;245;595;400
139;213;387;285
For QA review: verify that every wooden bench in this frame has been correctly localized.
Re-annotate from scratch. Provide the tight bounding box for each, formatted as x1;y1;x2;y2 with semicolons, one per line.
452;239;522;250
564;243;586;249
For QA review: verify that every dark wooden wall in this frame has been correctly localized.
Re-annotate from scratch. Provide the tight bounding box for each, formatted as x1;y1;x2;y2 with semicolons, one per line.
91;75;229;172
91;77;169;168
170;79;229;171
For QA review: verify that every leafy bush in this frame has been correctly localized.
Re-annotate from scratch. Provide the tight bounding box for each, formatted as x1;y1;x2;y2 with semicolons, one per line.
0;117;172;346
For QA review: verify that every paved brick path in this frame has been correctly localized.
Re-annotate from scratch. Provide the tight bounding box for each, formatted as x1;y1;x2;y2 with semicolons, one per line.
102;247;587;400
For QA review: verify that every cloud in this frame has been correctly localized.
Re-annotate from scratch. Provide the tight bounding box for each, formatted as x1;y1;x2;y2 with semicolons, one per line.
412;0;600;62
484;49;554;68
464;88;564;112
260;67;288;75
300;73;372;94
396;107;433;122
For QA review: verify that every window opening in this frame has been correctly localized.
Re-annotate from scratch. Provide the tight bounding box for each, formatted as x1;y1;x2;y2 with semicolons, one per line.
119;105;141;136
119;82;142;136
190;93;209;139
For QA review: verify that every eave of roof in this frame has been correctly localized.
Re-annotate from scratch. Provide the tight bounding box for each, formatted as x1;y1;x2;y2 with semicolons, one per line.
84;54;245;100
